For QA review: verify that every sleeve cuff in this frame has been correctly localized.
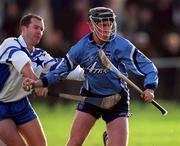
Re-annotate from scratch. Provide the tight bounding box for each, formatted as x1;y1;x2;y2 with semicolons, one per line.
41;77;49;87
145;84;157;90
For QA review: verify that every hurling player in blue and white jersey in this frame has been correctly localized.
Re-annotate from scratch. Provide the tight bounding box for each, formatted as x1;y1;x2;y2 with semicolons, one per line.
23;7;158;146
0;14;84;146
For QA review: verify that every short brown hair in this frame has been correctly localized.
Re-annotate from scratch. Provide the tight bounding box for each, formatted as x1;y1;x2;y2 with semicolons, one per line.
19;13;43;27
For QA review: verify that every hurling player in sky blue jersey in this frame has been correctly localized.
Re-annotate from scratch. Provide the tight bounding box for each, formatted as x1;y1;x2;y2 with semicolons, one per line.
23;7;158;146
0;13;84;146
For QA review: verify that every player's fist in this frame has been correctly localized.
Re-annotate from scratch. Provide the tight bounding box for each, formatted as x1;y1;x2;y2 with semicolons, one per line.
141;89;154;102
22;78;35;92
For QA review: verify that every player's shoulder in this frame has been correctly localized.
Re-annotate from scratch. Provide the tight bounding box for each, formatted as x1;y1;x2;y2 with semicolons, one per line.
74;33;91;47
114;34;133;46
33;47;51;57
0;37;20;49
34;47;45;53
33;47;47;55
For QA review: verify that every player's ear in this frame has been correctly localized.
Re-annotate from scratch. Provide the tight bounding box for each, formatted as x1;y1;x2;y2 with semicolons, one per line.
20;25;26;33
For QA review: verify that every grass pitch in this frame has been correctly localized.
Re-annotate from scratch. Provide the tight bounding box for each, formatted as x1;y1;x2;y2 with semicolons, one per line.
34;100;180;146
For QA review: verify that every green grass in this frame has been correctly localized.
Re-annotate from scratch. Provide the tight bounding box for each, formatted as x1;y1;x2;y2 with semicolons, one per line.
129;101;180;146
33;100;180;146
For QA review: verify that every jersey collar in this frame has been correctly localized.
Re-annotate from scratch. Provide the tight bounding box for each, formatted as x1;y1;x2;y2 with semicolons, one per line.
17;35;36;53
17;35;28;48
88;33;109;49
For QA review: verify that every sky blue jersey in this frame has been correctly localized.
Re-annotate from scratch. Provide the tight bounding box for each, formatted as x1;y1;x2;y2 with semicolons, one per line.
42;33;158;96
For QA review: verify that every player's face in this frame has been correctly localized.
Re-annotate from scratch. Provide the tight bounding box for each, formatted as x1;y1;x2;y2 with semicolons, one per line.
98;21;112;39
23;18;44;46
94;20;113;42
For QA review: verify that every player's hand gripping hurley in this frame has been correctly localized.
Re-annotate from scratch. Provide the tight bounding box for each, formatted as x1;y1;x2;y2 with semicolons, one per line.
98;49;168;116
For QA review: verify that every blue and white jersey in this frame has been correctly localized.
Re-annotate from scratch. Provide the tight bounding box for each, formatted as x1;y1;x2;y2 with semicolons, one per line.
0;35;84;102
42;33;158;96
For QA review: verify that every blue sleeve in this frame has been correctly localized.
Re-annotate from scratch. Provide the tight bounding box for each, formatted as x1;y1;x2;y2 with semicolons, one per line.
120;41;158;90
48;58;62;71
41;44;82;86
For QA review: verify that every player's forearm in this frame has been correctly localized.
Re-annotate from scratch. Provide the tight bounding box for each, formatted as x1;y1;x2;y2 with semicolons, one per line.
40;67;69;87
35;79;44;87
21;62;38;80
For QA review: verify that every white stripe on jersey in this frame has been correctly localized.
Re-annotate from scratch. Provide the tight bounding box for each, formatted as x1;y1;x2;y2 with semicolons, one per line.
130;45;144;76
